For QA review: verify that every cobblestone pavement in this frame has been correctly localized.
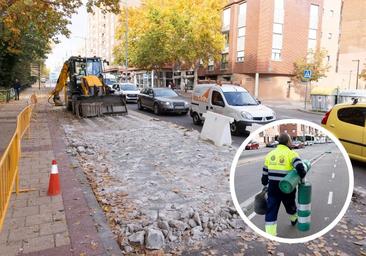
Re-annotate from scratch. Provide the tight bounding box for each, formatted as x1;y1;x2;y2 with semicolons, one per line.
60;109;366;255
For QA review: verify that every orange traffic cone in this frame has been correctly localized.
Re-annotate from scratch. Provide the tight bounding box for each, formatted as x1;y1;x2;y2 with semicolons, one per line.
48;160;61;196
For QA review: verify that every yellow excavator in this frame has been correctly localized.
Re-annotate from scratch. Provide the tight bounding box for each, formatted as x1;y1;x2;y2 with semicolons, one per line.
49;56;127;118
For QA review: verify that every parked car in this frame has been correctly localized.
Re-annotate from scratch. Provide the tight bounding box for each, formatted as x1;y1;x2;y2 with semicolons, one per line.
190;83;276;135
291;140;305;149
245;141;259;150
266;141;279;148
112;83;140;102
321;100;366;162
137;88;190;115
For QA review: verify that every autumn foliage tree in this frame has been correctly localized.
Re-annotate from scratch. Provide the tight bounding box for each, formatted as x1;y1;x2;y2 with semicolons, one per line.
293;49;331;82
0;0;119;88
360;64;366;81
114;0;226;85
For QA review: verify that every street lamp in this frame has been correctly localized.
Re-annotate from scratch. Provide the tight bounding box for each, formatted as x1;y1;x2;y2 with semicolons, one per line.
352;59;360;89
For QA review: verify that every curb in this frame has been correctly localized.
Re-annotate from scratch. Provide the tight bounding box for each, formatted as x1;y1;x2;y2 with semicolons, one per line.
48;110;121;256
297;108;326;116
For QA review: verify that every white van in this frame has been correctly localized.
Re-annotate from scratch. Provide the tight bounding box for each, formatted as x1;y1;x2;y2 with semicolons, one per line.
190;83;276;134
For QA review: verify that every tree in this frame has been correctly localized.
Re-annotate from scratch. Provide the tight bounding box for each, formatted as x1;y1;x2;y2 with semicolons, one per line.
293;49;331;82
0;0;120;88
360;64;366;81
114;0;226;85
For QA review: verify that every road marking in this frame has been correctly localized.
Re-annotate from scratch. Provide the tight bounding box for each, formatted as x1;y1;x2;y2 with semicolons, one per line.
331;173;335;179
240;193;257;209
310;152;328;165
248;212;256;220
327;191;333;205
334;164;337;168
237;155;266;166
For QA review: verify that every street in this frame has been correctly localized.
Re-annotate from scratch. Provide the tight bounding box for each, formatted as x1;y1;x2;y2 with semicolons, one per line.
234;143;349;238
127;101;365;188
127;101;323;147
2;0;366;254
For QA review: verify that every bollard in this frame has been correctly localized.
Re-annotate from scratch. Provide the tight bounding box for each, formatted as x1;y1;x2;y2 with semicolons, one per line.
297;182;312;231
279;160;311;194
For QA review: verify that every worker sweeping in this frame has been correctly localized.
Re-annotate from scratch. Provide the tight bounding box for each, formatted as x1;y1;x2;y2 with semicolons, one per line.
262;133;307;236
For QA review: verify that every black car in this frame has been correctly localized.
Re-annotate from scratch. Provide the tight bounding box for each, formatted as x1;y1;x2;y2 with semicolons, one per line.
137;88;190;115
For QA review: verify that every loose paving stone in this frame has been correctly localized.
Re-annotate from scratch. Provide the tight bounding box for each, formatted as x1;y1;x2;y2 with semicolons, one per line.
145;229;165;250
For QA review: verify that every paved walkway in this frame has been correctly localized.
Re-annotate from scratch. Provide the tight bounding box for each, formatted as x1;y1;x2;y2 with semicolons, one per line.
0;88;34;156
0;87;120;255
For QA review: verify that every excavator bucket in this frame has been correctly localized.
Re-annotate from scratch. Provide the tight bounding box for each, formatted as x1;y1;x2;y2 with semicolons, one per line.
74;94;128;118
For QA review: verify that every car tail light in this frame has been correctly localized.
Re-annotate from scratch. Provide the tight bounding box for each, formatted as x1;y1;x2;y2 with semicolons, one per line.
321;109;332;125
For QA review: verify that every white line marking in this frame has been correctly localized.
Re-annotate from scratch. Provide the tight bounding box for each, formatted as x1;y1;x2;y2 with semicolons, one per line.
248;212;256;220
327;191;333;205
240;194;257;209
334;164;337;168
237;156;266;166
332;173;335;179
311;153;328;165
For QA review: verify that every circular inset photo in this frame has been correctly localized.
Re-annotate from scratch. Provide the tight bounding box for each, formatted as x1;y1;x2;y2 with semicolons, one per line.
230;119;354;244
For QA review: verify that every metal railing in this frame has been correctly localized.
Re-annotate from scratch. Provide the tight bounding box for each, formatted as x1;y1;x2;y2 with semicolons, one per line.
0;95;36;231
0;89;13;103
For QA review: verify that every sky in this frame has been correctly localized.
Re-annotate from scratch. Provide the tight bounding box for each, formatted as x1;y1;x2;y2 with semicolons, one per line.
45;4;88;73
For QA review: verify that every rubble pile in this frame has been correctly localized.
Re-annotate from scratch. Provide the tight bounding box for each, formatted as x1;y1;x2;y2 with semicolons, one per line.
63;116;250;253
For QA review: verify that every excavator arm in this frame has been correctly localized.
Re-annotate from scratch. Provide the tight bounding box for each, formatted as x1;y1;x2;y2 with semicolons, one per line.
48;62;69;106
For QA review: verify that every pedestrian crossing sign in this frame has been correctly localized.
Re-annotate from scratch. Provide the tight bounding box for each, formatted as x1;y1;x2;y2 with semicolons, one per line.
304;70;312;79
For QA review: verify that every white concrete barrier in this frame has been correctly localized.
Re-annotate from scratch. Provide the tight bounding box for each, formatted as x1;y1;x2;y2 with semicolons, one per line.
200;111;234;147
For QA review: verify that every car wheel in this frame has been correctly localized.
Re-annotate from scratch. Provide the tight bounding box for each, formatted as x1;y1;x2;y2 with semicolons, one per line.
230;122;239;135
153;103;160;115
137;100;143;110
192;112;202;125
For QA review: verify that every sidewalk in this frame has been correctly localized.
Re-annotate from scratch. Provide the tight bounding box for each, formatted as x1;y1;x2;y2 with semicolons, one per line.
0;88;34;156
0;87;120;255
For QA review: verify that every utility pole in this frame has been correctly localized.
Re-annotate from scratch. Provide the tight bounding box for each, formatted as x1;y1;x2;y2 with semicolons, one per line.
352;59;360;89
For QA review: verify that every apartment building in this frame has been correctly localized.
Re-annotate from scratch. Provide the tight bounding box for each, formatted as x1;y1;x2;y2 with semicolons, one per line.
198;0;328;100
87;0;140;66
337;0;366;90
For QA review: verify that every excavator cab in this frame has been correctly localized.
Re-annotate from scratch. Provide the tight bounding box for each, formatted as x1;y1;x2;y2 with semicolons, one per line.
50;56;127;118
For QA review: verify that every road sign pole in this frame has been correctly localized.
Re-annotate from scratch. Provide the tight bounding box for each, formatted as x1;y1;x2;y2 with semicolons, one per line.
303;70;312;110
304;80;308;110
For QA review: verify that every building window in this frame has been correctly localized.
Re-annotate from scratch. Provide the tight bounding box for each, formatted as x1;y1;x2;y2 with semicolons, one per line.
236;2;247;62
222;8;231;31
329;10;334;17
223;32;230;53
308;4;319;52
208;59;214;71
272;49;281;61
221;53;228;70
272;0;284;61
328;33;332;39
327;55;330;62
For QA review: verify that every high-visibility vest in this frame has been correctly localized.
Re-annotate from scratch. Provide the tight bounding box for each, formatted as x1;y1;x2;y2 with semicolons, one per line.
264;145;301;182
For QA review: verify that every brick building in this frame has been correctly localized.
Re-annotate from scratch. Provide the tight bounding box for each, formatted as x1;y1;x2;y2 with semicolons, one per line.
337;0;366;90
198;0;328;100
